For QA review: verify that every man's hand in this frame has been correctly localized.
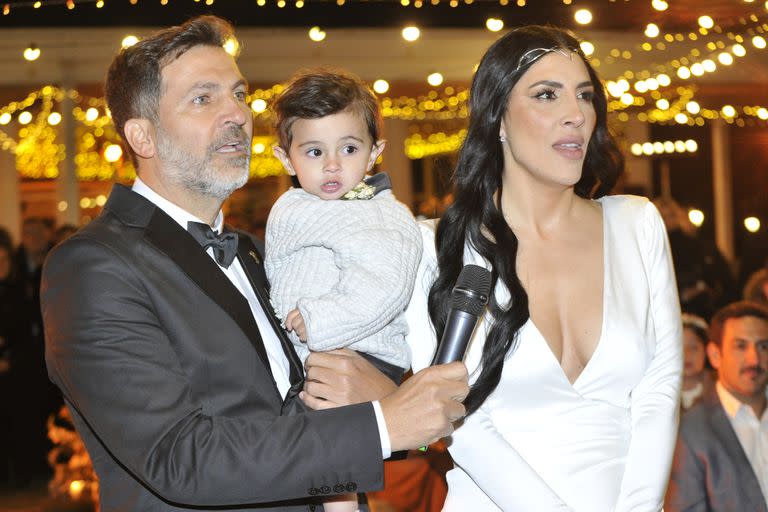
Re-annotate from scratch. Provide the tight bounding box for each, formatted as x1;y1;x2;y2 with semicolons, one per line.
284;308;307;342
380;363;468;452
301;349;398;409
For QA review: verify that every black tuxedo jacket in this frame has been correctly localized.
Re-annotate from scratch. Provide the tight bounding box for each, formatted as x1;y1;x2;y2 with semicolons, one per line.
42;185;383;511
666;387;768;512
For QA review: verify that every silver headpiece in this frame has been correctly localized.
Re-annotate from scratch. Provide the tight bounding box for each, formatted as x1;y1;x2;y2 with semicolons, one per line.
514;46;580;73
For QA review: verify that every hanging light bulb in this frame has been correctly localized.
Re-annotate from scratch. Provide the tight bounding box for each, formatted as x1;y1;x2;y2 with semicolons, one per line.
645;23;660;38
373;79;390;94
402;26;421;42
23;44;41;61
308;26;326;42
574;9;592;25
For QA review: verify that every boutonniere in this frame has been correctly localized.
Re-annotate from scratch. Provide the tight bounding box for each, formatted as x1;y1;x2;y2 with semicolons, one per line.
342;181;376;200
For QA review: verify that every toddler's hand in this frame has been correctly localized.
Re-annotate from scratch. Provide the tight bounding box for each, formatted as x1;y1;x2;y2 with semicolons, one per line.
285;308;307;342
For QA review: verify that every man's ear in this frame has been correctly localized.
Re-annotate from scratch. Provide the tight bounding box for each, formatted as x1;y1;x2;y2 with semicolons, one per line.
124;119;156;159
367;139;386;172
707;341;722;370
273;145;296;175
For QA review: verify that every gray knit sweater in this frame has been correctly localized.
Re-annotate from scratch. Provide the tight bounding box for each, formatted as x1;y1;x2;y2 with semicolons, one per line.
264;186;422;369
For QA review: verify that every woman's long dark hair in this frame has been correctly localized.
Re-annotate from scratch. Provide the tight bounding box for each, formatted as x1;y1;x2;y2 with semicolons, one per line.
428;26;624;415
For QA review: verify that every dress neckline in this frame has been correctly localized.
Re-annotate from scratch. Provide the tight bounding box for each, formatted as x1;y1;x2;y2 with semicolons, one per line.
526;198;609;389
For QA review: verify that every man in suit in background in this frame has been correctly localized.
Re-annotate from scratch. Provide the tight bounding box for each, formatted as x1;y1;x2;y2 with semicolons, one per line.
666;300;768;512
41;15;468;512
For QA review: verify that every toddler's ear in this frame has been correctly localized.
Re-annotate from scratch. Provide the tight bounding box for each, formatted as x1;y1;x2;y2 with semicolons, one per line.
367;140;386;171
273;145;296;175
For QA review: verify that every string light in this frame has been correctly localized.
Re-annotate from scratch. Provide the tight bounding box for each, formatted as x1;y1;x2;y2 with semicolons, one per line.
718;52;734;65
645;23;660;38
23;45;41;61
85;107;99;122
486;18;503;32
103;144;122;163
223;37;239;56
677;66;691;79
427;72;444;86
722;105;736;117
402;26;420;42
308;26;326;41
698;15;714;29
689;209;705;227
250;99;267;113
121;35;139;48
574;8;592;25
372;79;390;94
744;217;761;233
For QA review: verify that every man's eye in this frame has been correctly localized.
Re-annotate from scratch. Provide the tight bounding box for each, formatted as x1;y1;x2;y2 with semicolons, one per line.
234;91;247;101
193;95;210;105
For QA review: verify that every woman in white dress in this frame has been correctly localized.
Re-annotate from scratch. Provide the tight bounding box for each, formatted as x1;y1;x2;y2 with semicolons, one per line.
406;26;683;511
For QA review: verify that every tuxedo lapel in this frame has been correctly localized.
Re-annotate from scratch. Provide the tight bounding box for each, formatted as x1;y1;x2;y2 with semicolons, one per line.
235;234;305;390
143;208;272;371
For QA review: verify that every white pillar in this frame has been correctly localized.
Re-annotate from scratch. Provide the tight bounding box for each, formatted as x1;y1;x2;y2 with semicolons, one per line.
622;119;653;196
659;159;672;198
0;149;21;244
711;120;734;264
56;84;80;227
382;118;413;210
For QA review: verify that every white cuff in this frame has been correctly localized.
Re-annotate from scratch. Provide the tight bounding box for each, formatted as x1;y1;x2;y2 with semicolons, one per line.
372;400;391;459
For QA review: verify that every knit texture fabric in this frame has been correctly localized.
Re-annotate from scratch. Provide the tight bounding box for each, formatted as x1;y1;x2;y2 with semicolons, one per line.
264;186;422;369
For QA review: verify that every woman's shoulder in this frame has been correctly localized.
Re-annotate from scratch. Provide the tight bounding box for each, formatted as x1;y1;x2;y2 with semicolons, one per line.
598;194;663;230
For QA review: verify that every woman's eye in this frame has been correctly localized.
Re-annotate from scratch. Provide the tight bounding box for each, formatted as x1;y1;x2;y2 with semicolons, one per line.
534;89;557;100
578;90;595;101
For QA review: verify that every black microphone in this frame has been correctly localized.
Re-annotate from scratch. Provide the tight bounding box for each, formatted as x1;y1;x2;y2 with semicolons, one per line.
431;264;492;365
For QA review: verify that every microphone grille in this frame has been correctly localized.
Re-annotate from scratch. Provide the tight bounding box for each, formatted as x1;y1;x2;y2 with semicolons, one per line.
451;264;492;316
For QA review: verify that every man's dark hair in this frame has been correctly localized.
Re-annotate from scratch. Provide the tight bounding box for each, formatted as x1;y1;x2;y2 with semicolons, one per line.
709;300;768;346
105;15;235;166
272;69;382;150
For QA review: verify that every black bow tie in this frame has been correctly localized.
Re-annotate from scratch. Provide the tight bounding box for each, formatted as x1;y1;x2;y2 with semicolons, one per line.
187;221;238;269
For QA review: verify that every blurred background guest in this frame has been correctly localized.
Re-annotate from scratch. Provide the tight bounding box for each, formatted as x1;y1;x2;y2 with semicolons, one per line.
680;313;713;410
654;197;737;320
744;267;768;306
0;227;38;486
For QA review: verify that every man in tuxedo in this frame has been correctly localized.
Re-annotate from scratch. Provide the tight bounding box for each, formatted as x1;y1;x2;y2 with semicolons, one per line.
41;15;468;512
666;301;768;512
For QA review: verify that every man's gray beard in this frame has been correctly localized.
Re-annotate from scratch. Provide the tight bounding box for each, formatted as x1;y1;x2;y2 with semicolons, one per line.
156;127;250;201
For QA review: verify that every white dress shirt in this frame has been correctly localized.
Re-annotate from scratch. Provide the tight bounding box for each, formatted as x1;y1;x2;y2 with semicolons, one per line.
716;380;768;504
132;178;390;457
681;381;704;409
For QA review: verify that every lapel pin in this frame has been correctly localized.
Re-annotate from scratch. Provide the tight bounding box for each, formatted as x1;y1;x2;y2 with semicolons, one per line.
249;250;260;264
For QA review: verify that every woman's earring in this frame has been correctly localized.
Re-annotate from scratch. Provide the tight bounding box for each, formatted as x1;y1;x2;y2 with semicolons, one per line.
499;135;506;143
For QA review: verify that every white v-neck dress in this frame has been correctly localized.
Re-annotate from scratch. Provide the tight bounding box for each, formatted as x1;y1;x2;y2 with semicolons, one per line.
406;195;683;512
